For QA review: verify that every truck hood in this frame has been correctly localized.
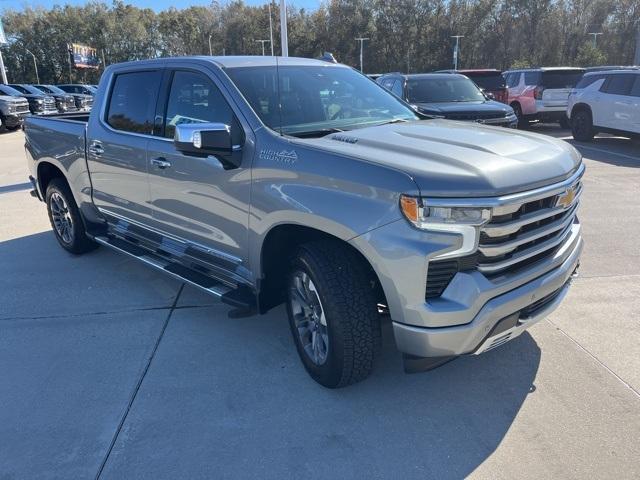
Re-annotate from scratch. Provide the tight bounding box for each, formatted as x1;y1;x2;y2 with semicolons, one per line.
0;95;27;105
300;120;582;197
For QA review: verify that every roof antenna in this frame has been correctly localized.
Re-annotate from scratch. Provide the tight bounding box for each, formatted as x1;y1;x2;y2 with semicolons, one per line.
275;55;284;136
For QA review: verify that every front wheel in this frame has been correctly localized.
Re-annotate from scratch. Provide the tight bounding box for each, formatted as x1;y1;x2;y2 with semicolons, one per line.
45;178;98;254
571;109;595;142
286;240;381;388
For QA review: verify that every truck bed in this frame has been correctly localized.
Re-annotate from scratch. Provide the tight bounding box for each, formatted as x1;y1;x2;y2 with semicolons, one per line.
25;114;88;165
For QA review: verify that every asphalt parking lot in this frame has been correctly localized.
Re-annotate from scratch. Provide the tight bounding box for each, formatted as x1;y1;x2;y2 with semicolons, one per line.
1;127;639;479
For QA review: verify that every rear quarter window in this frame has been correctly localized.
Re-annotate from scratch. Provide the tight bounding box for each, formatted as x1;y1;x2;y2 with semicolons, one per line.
524;72;540;86
575;74;604;89
106;71;162;134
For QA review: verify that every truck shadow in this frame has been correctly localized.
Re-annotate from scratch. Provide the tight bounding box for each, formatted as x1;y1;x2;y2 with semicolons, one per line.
0;231;541;479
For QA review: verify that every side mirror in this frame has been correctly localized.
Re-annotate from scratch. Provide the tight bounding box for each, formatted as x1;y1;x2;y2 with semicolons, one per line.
174;122;233;157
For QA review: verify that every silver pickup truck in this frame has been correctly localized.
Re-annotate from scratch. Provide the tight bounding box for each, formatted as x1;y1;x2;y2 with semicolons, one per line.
25;56;583;388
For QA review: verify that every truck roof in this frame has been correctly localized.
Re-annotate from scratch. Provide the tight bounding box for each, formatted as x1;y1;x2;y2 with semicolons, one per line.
108;56;344;70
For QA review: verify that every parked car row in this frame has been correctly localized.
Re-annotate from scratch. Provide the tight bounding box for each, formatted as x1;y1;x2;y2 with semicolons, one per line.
375;65;638;140
0;83;96;132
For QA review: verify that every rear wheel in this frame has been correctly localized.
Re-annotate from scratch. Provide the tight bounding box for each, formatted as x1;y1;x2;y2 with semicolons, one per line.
512;103;528;129
571;109;595;142
286;240;380;388
45;178;98;254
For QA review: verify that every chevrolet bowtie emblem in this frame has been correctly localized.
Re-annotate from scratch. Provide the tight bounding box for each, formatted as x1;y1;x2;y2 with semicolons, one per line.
556;185;577;209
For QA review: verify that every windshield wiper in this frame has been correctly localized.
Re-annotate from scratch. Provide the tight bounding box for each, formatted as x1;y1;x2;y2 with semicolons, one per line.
289;127;344;138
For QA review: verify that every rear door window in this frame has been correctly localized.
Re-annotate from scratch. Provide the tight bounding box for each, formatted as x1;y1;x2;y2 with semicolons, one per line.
540;70;584;88
524;72;540;86
107;70;162;134
601;74;636;96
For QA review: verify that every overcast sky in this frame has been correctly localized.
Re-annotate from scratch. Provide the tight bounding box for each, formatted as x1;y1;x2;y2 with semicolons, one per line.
2;0;320;13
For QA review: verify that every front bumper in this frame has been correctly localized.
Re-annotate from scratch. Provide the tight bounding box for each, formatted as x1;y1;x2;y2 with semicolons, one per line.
392;231;582;358
480;114;518;128
3;112;29;128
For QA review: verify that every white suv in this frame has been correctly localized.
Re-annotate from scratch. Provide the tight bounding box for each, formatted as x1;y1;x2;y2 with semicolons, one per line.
568;70;640;141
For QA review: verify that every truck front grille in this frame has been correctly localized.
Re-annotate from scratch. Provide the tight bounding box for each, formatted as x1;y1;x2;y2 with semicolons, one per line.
477;178;582;277
446;112;505;121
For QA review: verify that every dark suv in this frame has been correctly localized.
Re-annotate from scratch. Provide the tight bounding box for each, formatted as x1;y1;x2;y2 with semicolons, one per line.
378;73;516;127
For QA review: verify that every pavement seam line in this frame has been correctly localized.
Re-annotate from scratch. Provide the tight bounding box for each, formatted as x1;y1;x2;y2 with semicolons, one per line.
546;318;640;400
95;283;185;480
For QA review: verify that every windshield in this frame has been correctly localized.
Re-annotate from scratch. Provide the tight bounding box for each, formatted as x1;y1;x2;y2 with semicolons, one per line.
38;85;66;94
463;72;505;91
0;85;24;96
10;84;44;95
406;76;486;103
225;65;418;136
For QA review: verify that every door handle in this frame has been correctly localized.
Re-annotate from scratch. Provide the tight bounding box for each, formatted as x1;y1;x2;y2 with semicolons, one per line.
88;142;104;156
150;157;171;169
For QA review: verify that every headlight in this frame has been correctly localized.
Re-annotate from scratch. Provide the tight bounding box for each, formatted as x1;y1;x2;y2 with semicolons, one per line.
400;195;491;259
36;99;44;104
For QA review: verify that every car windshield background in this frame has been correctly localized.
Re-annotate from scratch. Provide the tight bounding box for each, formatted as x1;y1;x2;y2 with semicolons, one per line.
407;77;486;103
11;85;43;95
465;73;505;90
0;85;24;96
226;65;417;135
541;71;584;88
43;85;68;95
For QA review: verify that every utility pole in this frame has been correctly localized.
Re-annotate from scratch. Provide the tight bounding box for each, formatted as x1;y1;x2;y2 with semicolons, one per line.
25;48;39;84
635;28;640;65
268;2;274;56
208;35;213;56
587;32;602;48
280;0;288;56
451;35;464;70
255;39;270;56
355;37;369;72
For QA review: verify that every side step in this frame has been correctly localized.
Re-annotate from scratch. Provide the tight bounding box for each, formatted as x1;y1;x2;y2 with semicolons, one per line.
93;235;256;312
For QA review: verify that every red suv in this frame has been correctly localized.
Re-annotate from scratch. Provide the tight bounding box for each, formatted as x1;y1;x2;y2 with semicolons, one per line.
437;69;508;104
503;67;585;128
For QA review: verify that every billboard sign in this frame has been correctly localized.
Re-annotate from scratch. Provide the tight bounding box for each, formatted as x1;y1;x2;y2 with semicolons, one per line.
69;43;100;69
0;18;7;45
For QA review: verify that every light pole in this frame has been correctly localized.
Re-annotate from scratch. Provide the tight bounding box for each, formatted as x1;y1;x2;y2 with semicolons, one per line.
268;2;274;56
255;39;270;56
208;35;213;56
355;37;369;72
451;35;464;70
587;32;602;48
25;48;39;84
280;0;288;56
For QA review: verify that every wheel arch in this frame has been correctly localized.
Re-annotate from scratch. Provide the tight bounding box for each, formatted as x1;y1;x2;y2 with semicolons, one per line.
37;161;68;197
257;223;387;314
569;102;592;120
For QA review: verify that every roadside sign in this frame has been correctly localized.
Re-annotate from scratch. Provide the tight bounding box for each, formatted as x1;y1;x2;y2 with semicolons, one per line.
0;18;7;45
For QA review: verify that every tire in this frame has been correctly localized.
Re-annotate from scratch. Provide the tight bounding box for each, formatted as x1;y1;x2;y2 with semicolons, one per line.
45;178;98;254
511;103;528;129
286;240;381;388
571;109;595;142
559;116;571;129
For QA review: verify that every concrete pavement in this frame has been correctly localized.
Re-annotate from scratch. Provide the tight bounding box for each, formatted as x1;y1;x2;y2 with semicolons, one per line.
0;128;638;479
